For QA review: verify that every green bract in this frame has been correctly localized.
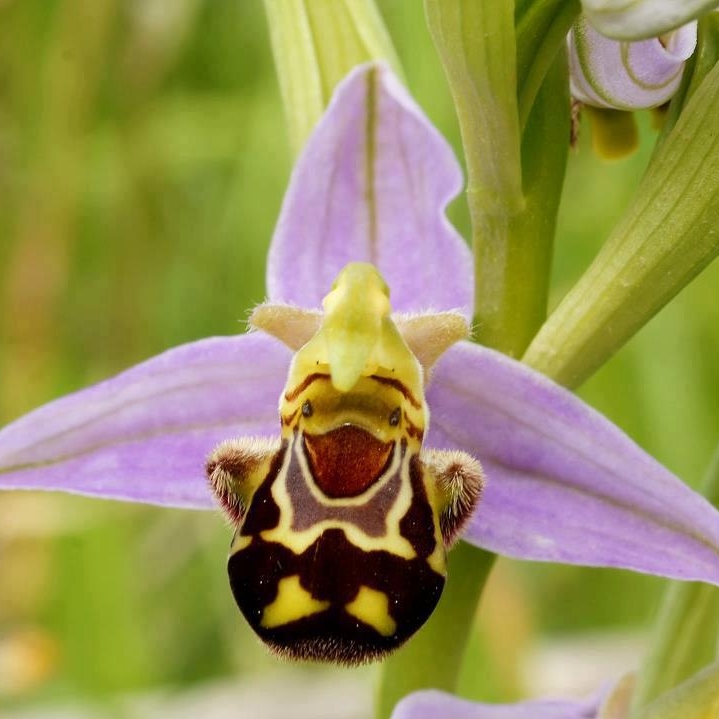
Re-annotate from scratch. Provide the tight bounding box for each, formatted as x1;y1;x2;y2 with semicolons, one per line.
524;57;719;388
263;0;402;156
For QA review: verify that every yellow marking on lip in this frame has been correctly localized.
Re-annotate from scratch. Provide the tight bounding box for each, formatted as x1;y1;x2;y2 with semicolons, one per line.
345;586;397;637
260;575;330;629
230;533;252;554
260;435;418;559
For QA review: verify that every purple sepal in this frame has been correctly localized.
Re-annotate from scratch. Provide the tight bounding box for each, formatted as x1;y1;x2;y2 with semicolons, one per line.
0;334;289;508
428;341;719;585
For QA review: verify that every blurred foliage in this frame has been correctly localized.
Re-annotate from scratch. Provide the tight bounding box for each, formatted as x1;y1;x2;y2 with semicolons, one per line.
0;0;718;712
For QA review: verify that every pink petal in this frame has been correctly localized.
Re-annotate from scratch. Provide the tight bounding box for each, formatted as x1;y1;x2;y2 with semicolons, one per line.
0;334;289;508
427;341;719;584
391;689;600;719
267;63;473;318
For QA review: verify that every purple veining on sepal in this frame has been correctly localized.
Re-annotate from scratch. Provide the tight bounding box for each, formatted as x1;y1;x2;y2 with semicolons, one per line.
267;63;473;319
0;334;289;507
568;16;697;109
427;341;719;585
391;689;601;719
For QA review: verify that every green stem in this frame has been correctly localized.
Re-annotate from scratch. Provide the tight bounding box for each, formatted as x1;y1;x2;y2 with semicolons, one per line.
375;7;572;719
630;447;719;715
515;0;580;128
425;0;570;358
505;50;571;354
375;545;495;719
424;0;526;357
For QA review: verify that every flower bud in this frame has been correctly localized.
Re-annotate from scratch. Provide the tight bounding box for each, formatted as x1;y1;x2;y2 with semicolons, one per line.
568;15;697;109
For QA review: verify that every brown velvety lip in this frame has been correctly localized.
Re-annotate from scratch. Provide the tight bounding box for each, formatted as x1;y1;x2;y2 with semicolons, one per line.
303;425;393;498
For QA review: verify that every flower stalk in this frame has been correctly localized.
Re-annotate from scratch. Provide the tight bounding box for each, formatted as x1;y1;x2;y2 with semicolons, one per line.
425;0;528;358
654;12;719;154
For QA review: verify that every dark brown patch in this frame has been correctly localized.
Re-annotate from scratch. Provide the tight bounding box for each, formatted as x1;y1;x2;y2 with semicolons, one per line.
237;444;287;535
399;456;437;558
281;408;298;427
284;372;330;402
403;411;424;441
228;528;444;665
303;426;393;498
370;375;421;409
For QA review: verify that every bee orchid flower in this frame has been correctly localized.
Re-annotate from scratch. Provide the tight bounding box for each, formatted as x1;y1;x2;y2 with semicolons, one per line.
2;64;719;659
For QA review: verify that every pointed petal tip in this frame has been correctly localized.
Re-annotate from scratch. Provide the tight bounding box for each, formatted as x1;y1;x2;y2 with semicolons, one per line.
267;61;473;319
0;334;289;508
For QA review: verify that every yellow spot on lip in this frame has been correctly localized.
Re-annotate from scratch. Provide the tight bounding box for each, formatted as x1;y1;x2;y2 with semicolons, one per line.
345;586;397;637
260;575;330;629
230;533;252;554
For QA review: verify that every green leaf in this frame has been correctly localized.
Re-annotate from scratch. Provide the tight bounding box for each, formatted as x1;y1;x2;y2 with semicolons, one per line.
582;0;717;41
263;0;402;156
634;660;719;719
524;58;719;388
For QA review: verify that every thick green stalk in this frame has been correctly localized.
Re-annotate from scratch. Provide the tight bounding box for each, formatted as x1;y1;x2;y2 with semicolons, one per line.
263;0;402;156
425;0;527;357
375;545;495;719
425;0;570;359
630;447;719;714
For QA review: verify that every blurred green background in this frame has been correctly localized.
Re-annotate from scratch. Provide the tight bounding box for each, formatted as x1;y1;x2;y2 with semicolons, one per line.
1;0;718;715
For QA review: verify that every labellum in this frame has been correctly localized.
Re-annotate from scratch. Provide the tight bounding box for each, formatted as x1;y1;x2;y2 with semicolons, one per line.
206;262;483;664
